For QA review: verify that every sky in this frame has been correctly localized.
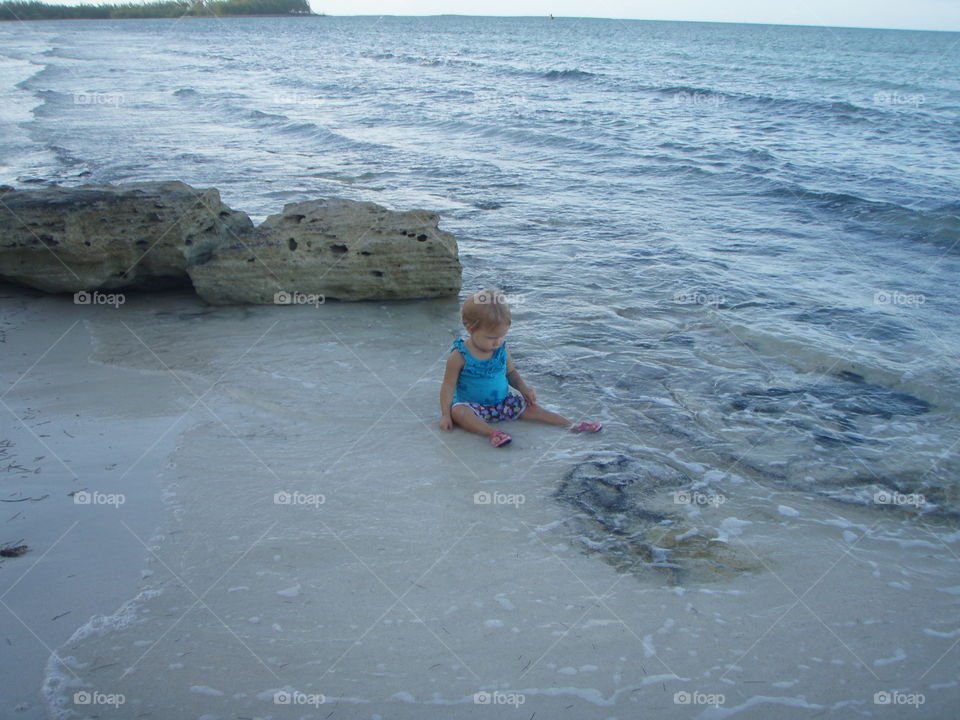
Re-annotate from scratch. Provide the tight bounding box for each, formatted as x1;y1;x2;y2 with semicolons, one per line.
311;0;960;32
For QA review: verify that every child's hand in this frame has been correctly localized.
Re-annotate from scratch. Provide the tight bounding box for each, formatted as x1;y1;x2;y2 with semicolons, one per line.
520;385;537;406
439;414;453;431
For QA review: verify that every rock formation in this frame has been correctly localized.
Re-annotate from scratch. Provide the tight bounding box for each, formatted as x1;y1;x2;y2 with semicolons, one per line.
0;181;252;292
0;183;462;302
188;197;462;304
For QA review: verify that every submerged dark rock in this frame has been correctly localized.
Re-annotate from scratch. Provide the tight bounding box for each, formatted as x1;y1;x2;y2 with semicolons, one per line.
730;373;930;420
555;453;759;584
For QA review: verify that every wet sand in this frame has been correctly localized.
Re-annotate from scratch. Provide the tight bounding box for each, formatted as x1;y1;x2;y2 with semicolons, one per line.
1;284;957;719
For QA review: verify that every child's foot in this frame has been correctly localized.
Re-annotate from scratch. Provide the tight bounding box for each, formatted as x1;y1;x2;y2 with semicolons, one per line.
570;421;603;433
489;430;512;447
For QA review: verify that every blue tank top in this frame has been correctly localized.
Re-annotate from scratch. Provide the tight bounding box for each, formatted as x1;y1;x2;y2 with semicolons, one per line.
451;337;510;405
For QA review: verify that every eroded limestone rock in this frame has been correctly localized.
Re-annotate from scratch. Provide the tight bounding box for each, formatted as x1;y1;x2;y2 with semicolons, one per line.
0;181;252;292
187;197;462;304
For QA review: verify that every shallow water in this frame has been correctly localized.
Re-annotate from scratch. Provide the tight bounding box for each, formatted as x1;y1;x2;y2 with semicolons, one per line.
25;293;960;719
3;14;956;511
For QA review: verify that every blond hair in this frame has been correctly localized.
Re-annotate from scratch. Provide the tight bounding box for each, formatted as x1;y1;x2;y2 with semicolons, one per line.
461;287;512;332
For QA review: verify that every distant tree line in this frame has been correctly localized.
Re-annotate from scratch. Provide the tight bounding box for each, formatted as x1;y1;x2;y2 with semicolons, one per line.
0;0;315;21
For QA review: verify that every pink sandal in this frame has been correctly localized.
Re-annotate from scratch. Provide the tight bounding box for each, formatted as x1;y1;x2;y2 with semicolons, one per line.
489;430;512;447
570;422;603;434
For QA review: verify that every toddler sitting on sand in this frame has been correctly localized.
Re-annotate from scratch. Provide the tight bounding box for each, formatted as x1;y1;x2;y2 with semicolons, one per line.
439;287;602;447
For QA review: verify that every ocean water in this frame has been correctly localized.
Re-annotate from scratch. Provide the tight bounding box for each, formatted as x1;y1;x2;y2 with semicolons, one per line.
2;14;957;510
2;15;960;718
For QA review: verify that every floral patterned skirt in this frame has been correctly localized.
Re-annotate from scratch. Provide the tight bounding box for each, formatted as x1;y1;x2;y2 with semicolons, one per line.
451;392;528;423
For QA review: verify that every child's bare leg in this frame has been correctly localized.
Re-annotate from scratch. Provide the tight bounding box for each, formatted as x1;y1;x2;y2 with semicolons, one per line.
519;404;572;427
451;405;498;436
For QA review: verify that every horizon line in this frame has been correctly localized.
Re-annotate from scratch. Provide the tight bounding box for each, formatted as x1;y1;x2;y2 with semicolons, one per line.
311;11;960;34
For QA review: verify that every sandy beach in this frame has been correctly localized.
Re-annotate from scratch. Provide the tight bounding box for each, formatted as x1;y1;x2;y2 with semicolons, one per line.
1;282;957;719
1;284;188;717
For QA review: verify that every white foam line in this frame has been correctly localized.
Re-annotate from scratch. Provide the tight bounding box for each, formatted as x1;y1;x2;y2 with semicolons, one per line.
694;694;824;719
42;588;163;719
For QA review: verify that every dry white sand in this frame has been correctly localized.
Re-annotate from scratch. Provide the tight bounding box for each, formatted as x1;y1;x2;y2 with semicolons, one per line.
1;284;957;720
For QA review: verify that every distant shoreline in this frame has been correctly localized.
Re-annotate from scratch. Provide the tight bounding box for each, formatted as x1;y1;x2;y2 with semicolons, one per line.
0;0;319;22
0;13;323;22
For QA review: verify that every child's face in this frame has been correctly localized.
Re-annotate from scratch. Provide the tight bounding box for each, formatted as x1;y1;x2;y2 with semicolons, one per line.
469;322;510;353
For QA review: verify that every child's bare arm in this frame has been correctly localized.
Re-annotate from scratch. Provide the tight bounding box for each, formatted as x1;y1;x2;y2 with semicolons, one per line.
506;349;537;405
439;351;464;430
